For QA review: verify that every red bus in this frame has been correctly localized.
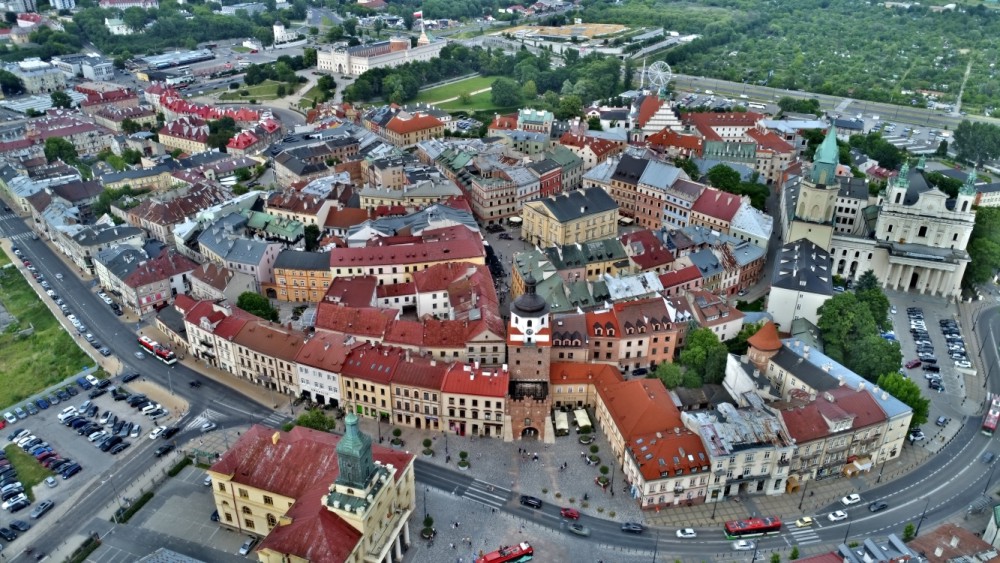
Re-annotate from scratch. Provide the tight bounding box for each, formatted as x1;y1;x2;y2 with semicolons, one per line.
724;516;782;539
475;542;533;563
138;335;178;365
984;395;1000;436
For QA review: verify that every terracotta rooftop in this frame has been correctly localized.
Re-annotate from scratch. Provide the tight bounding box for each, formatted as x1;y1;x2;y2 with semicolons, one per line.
776;386;886;443
598;378;683;442
691;188;743;223
328;238;484;267
123;251;197;289
191;262;233;292
390;354;449;389
295;332;362;374
627;429;708;482
232;320;307;363
746;128;795;153
658;265;702;289
314;304;396;338
636;95;663;128
340;344;406;385
906;523;999;563
323;276;378;308
747;321;782;352
621;229;675;270
385;112;443;135
646;129;704;153
324;207;370;229
549;362;622;387
441;363;510;397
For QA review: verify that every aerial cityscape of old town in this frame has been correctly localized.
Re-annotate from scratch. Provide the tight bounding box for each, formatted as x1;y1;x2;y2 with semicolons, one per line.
2;0;1000;561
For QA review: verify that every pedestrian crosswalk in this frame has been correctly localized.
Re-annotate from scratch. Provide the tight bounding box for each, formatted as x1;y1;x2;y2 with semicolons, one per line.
460;479;511;509
787;526;821;545
183;409;223;432
261;411;289;428
5;231;35;241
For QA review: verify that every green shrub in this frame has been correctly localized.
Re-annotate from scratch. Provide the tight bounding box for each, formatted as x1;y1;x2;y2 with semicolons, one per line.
167;456;192;477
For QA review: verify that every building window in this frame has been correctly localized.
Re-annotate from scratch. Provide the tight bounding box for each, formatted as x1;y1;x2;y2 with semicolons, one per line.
245;519;255;529
224;512;233;522
267;513;277;527
263;495;274;506
242;506;252;515
238;488;249;499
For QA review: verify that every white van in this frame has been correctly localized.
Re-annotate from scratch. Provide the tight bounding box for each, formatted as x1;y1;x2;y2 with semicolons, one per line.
57;407;77;422
704;90;714;95
85;374;99;387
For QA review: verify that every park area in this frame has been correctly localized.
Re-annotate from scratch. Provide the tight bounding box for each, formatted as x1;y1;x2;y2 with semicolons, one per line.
0;249;91;409
413;75;495;105
219;79;299;102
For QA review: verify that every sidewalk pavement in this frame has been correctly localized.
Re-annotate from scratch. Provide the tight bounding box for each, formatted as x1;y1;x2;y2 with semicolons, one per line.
27;450;183;562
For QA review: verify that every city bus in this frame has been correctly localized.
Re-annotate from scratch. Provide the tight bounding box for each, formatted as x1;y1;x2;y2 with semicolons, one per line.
724;516;783;539
984;394;1000;436
138;335;178;365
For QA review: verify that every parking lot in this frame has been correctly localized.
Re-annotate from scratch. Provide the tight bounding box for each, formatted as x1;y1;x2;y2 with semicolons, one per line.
887;291;971;444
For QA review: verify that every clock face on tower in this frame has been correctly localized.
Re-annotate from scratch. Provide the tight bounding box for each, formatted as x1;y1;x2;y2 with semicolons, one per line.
525;328;534;335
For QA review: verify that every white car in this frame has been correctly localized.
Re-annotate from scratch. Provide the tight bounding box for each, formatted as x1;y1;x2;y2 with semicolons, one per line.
956;360;972;368
2;412;16;424
149;425;167;440
841;494;861;506
732;540;755;551
676;528;697;539
828;510;848;522
2;494;27;510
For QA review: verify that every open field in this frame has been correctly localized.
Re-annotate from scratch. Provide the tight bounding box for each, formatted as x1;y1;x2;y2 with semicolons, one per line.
219;80;294;101
0;250;92;409
438;90;504;112
414;75;494;104
299;84;329;105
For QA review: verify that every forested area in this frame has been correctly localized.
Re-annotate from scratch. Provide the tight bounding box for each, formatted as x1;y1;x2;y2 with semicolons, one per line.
579;0;1000;113
344;44;628;110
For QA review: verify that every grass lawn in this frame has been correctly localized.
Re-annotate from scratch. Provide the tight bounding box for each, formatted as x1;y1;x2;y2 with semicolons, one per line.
299;84;329;106
219;80;295;101
232;46;251;53
414;75;495;104
3;444;53;501
438;90;505;112
0;250;92;410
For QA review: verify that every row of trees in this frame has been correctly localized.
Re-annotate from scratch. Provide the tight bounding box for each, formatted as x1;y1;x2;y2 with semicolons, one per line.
704;164;770;211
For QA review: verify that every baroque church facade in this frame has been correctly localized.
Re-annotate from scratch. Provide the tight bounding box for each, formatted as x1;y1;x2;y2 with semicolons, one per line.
781;127;975;298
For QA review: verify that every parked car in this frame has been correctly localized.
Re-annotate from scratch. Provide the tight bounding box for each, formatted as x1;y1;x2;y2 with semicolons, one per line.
519;495;542;509
676;528;697;539
239;537;257;555
733;540;756;551
841;494;861;505
828;510;848;522
29;499;53;519
621;522;645;534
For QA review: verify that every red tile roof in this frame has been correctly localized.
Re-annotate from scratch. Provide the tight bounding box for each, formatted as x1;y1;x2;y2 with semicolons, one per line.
777;387;886;443
627;429;708;482
227;130;259;150
295;332;363;373
328;238;484;267
549;362;622;387
412;262;485;293
382;319;424;347
123;251;197;289
324;207;370;229
191;262;233;292
488;113;518;132
746;128;794;153
646;129;704;154
585;308;621;338
558;132;621;159
636;95;663;128
621;229;675;271
314;304;397;338
441;363;509;397
214;311;254;340
160;116;209;143
323;276;378;308
598;379;682;441
391;354;449;389
212;424;412;563
691;188;743;223
658;265;703;289
173;294;197;312
385;112;443;135
232;321;307;362
181;299;227;328
375;281;415;299
747;321;782;352
341;344;406;384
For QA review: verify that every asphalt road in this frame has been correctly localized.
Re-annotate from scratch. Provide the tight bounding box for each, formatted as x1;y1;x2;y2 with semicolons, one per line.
4;197;1000;557
669;73;979;132
0;213;278;560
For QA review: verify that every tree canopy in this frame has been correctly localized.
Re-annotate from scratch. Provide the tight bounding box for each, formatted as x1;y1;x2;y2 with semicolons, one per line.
288;408;337;433
817;291;901;382
876;373;929;428
678;327;728;385
651;361;683;389
43;138;77;164
237;291;279;322
490;77;522;108
965;207;1000;288
953;120;1000;167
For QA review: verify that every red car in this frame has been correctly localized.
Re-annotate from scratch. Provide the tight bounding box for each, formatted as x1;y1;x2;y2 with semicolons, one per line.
560;508;580;520
905;359;922;369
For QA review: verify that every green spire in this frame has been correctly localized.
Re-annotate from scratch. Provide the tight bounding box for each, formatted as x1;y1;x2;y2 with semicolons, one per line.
335;412;376;489
916;155;926;170
894;161;910;191
810;126;839;185
960;167;977;196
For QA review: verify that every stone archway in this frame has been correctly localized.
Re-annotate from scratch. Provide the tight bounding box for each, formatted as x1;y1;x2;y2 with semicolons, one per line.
909;271;920;289
520;427;540;439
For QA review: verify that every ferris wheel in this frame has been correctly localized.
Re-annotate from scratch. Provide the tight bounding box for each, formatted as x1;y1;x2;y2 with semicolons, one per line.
646;61;673;90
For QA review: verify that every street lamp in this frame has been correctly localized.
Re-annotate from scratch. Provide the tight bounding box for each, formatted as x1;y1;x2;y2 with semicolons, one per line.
876;459;888;484
915;498;931;537
610;462;616;497
798;478;809;510
423;487;428;520
843;519;853;545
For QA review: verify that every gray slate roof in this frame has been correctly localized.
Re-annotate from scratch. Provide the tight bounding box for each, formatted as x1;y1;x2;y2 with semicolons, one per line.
535;187;618;222
771;239;833;295
273;250;330;271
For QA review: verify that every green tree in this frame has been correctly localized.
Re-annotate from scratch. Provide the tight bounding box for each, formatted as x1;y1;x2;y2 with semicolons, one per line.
817;292;877;365
771;553;781;563
706;163;742;192
326;25;345;42
50;90;74;109
852;335;902;382
343;18;358;36
373;19;385;38
276;84;287;97
902;522;916;542
121;118;143;135
790;546;799;560
652;362;683;388
935;139;949;157
726;321;763;355
304;224;321;251
43;137;78;163
965;207;1000;287
555;94;584;120
0;70;24;97
236;291;279;321
877;373;930;428
234;168;252;182
292;408;337;432
954;120;1000;167
490;77;522;107
854;269;880;292
777;97;820;114
587;116;603;131
856;286;891;330
678;327;728;384
521;79;537;101
676;157;700;180
303;47;317;68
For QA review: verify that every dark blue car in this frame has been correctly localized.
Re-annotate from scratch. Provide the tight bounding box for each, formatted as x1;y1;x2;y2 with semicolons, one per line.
34;398;49;410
